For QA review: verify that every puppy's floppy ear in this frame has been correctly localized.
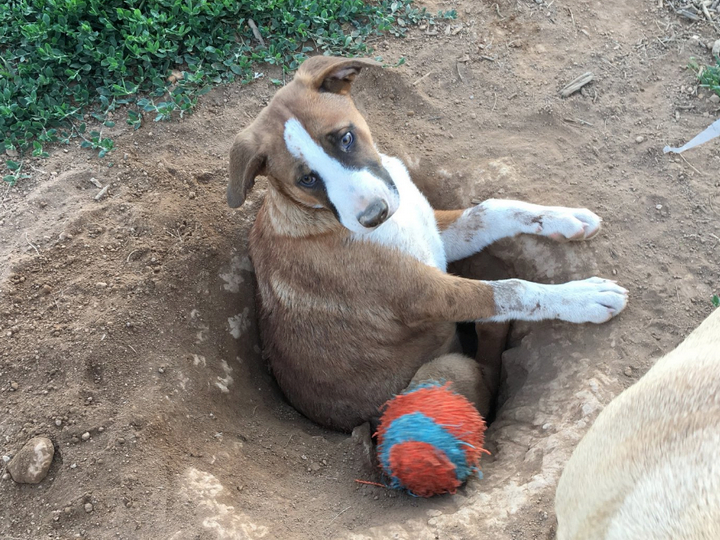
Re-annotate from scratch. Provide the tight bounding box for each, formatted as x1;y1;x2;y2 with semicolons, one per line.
227;129;265;208
297;56;382;95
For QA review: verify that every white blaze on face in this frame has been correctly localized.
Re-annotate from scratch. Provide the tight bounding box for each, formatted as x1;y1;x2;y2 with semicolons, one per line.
283;117;399;233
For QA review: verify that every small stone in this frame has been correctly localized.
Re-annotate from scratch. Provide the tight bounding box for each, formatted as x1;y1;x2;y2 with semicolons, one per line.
712;39;720;57
98;426;104;433
188;191;196;199
71;436;80;444
406;110;415;117
2;473;10;481
10;381;18;391
158;367;165;374
117;437;125;445
55;419;62;427
81;432;90;441
635;135;644;143
710;94;720;104
70;463;77;469
656;204;663;210
84;503;93;513
96;282;107;288
624;366;633;377
6;437;55;484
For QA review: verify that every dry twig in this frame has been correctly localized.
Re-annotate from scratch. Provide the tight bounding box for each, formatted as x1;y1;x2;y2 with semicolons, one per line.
560;72;594;98
247;19;266;47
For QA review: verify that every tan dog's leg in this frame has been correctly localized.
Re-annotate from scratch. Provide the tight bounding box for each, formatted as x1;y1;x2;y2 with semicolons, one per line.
408;353;491;417
436;199;602;263
474;321;509;415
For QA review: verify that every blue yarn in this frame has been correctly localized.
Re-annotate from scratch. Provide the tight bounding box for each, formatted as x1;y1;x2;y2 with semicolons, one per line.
404;380;447;393
378;412;472;490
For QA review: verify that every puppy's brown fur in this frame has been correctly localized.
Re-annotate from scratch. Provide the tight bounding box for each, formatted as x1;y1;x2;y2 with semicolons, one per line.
228;56;627;431
250;216;494;429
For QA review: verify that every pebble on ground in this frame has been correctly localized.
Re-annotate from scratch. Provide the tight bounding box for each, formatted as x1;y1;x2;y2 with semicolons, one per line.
6;437;55;484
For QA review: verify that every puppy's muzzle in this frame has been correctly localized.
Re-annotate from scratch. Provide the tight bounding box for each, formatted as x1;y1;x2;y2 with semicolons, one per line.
357;199;390;228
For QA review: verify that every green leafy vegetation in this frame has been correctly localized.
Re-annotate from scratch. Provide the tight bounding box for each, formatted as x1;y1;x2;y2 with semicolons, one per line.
0;0;455;184
690;56;720;98
713;294;720;308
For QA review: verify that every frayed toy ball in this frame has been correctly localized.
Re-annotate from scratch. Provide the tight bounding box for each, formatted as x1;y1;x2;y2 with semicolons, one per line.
375;382;487;497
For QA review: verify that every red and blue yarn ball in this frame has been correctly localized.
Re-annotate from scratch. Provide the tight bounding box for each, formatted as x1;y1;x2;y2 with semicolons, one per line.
375;382;487;497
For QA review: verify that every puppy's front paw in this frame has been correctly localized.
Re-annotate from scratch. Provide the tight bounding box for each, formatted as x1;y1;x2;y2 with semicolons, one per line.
537;208;602;242
554;277;628;323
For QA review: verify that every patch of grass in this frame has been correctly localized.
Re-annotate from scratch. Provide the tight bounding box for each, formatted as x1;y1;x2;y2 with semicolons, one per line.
0;0;456;184
713;294;719;308
689;56;720;98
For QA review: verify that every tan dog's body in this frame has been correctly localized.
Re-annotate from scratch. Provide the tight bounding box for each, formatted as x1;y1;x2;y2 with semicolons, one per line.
555;307;720;539
228;56;628;431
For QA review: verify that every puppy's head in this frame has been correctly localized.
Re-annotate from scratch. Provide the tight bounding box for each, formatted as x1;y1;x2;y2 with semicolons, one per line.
227;56;399;233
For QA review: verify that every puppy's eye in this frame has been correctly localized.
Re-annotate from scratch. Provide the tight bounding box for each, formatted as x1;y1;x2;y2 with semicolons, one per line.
298;174;318;188
340;131;354;150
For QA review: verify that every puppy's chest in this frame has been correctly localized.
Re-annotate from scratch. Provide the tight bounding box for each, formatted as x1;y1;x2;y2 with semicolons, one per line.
355;171;447;271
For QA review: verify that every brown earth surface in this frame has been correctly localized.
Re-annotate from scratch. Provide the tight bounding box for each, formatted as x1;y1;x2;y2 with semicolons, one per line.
2;0;719;538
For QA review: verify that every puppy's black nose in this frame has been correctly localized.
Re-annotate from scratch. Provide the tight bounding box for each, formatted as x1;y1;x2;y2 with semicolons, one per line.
357;199;390;228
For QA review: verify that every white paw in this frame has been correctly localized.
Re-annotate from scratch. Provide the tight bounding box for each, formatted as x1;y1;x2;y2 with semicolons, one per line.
552;277;628;324
535;208;602;242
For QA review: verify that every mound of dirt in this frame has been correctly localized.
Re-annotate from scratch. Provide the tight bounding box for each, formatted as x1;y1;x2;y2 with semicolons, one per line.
2;0;719;538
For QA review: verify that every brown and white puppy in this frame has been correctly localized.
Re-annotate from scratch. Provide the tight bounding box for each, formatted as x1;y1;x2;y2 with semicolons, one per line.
227;56;628;432
555;308;720;540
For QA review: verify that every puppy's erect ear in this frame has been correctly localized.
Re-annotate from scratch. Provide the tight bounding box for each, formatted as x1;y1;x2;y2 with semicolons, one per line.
227;129;265;208
297;56;382;95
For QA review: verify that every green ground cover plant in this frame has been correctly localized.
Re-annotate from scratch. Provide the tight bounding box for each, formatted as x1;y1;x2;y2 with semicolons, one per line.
0;0;455;184
690;55;720;99
697;57;720;97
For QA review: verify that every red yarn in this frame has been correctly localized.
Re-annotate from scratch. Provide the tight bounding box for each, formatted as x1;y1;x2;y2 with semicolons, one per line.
389;441;461;497
376;383;487;466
